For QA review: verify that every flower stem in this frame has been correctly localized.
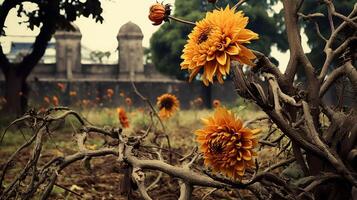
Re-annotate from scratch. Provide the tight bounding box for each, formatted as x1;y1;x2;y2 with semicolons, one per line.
168;16;196;26
232;0;246;10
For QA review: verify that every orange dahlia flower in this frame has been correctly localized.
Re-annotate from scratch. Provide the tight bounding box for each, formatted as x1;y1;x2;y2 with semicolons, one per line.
194;97;203;107
107;89;114;98
195;107;260;179
52;96;59;106
82;99;90;107
69;91;77;97
117;107;129;128
156;93;180;119
180;6;259;86
212;99;221;108
57;83;65;92
44;96;50;104
125;97;133;107
148;3;171;25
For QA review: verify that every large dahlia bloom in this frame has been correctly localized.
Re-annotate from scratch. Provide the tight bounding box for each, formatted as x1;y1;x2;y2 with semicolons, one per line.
195;107;260;179
181;6;259;85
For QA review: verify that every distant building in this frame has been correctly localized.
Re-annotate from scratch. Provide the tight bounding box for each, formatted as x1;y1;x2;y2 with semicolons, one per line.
1;21;171;81
7;42;55;63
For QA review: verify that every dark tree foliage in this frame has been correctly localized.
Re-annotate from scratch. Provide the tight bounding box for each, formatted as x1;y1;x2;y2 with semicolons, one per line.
0;0;104;116
150;0;288;79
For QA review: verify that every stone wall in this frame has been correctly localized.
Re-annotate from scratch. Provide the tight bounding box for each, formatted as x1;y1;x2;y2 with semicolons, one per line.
0;79;239;109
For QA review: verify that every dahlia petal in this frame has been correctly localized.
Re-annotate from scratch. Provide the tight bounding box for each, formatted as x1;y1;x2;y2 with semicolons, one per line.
233;120;243;131
189;67;201;82
226;45;240;55
204;62;217;82
237;56;255;67
240;128;254;139
242;150;252;161
207;54;215;61
239;45;256;59
216;52;227;65
224;37;232;47
202;76;210;86
230;160;237;166
236;151;242;160
217;73;224;84
251;128;261;135
235;160;244;170
180;62;189;69
237;169;245;176
201;118;210;125
237;29;259;43
218;65;226;76
224;56;231;74
242;140;253;149
227;170;234;178
195;129;206;135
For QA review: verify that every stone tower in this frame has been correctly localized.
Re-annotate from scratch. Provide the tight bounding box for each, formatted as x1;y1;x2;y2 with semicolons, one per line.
117;21;144;80
54;24;82;80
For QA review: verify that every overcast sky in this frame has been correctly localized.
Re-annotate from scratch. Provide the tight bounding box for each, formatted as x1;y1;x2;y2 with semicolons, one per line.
0;0;311;71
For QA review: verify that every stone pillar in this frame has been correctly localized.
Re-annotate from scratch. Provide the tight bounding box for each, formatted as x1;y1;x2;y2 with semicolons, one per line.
54;24;82;80
117;21;144;80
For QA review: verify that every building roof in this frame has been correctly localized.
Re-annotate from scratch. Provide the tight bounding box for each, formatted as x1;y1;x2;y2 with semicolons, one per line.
117;21;143;39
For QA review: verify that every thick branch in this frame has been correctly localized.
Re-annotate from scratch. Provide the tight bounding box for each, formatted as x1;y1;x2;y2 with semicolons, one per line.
302;101;357;187
320;60;357;102
19;1;59;77
282;0;313;84
125;147;227;188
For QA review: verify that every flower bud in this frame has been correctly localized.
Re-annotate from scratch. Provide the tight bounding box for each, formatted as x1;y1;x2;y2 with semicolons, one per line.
148;3;171;26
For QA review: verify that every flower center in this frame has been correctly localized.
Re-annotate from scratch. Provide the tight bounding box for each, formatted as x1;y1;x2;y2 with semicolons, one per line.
160;98;174;109
197;28;211;44
208;140;224;154
208;129;242;154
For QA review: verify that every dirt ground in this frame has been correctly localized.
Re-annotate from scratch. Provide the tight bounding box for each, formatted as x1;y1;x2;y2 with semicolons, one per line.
0;108;280;200
0;130;256;200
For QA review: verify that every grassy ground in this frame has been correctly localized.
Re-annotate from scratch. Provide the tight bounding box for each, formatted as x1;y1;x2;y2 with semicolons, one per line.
0;104;289;199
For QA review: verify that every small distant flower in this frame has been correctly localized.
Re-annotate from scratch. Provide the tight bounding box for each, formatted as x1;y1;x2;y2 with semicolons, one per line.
107;89;114;98
195;107;260;179
44;96;50;104
194;97;204;107
125;97;132;107
57;83;65;92
52;96;59;106
39;107;46;113
0;96;6;104
212;99;221;108
117;107;130;128
180;6;259;86
156;93;180;119
137;107;145;113
148;3;171;25
69;91;77;97
82;99;90;107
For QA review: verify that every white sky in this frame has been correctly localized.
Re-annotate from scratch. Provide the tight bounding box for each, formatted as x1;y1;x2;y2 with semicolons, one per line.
0;0;310;71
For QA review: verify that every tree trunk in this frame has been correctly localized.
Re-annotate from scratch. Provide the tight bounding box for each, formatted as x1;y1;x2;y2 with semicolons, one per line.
3;67;29;117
